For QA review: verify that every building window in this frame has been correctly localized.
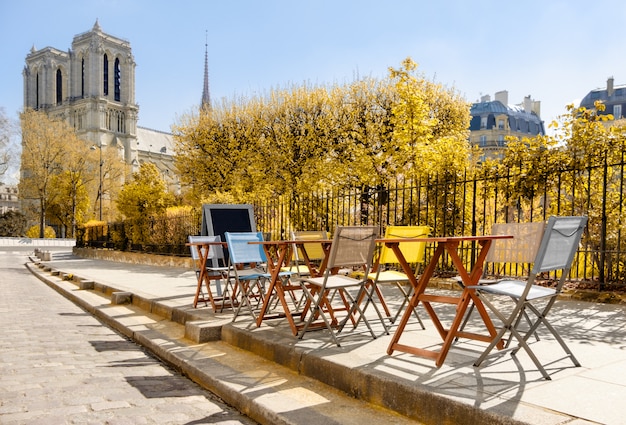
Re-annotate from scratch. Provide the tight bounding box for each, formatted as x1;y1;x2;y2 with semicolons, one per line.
479;135;487;147
498;119;504;129
614;104;622;120
81;58;85;97
480;117;487;129
114;58;121;102
56;69;62;105
497;135;505;146
103;54;109;96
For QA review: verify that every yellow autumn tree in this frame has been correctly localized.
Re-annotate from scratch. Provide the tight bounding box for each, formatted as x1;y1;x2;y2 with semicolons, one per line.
19;109;87;237
388;57;471;180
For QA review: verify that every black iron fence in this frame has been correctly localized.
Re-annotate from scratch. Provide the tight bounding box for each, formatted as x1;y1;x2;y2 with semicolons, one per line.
77;158;626;288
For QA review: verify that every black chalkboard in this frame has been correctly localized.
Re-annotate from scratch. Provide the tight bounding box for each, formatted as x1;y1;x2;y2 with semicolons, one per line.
201;204;256;237
201;204;256;264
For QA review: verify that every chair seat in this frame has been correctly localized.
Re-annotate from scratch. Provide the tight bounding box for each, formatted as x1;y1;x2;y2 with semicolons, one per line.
368;270;410;283
473;280;556;300
453;275;503;286
304;274;364;290
281;265;311;275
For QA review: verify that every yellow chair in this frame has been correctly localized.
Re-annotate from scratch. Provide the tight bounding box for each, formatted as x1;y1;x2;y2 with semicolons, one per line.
367;225;430;326
282;230;329;277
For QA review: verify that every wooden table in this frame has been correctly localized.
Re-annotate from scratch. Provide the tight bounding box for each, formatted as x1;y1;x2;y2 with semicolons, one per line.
186;240;231;310
383;235;512;367
250;239;332;335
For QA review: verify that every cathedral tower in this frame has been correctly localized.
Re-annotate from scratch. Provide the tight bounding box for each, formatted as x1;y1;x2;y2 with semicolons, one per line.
23;20;139;168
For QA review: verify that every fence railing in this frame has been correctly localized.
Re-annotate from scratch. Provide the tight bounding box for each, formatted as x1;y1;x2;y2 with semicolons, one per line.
77;158;626;288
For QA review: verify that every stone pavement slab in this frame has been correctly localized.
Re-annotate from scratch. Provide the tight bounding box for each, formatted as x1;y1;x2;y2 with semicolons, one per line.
0;250;256;425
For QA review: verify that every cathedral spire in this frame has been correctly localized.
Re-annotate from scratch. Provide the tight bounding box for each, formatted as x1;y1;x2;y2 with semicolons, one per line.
201;31;211;111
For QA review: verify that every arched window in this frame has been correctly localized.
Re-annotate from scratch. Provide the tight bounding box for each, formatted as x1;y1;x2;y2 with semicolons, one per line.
56;68;62;105
36;73;40;109
114;58;121;101
81;58;85;98
103;54;109;96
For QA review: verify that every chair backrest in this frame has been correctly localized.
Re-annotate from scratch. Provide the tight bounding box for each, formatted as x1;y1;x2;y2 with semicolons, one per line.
485;222;545;264
327;226;378;270
378;225;430;265
532;216;587;275
188;235;225;263
292;230;329;261
224;232;267;265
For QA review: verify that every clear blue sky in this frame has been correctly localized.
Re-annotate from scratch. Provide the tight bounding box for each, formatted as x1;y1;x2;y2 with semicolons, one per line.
2;1;625;139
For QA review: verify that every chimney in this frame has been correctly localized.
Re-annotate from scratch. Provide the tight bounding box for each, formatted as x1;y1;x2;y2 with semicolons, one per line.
480;94;491;102
531;100;541;118
607;76;615;97
494;90;508;105
523;95;532;113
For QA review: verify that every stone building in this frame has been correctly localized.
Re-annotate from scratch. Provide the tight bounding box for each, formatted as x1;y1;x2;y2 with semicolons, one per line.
579;77;626;125
0;184;19;215
469;90;545;161
22;20;177;192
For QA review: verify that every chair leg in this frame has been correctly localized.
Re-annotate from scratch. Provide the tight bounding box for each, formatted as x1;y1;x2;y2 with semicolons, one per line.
337;286;378;340
356;283;390;335
298;285;341;346
232;278;264;321
474;297;553;380
512;303;581;367
392;282;425;329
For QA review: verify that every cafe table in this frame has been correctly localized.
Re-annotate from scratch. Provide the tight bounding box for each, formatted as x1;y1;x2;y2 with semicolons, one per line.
186;240;231;310
249;239;333;336
382;234;512;367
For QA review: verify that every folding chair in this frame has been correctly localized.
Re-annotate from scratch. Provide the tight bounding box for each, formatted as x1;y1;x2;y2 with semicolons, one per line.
224;232;273;321
188;235;235;311
366;225;430;327
470;216;587;380
298;226;385;347
283;230;329;278
455;222;545;342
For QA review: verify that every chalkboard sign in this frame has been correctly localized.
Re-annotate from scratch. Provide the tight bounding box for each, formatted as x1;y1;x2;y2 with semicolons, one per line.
201;204;256;264
201;204;256;237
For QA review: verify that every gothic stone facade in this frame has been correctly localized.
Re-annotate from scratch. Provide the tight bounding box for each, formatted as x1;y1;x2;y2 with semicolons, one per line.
23;21;176;190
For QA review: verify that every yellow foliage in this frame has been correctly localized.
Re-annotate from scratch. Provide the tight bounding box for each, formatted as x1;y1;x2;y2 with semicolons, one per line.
26;225;56;238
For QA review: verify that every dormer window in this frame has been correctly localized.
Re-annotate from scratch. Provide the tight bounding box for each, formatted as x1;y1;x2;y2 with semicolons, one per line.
614;104;622;120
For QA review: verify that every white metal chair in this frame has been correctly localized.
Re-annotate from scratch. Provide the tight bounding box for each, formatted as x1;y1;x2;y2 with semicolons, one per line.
188;235;235;311
455;222;545;342
470;216;587;380
297;226;384;346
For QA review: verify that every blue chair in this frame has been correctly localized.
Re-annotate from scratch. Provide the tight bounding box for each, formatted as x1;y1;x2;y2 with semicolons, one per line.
225;232;293;321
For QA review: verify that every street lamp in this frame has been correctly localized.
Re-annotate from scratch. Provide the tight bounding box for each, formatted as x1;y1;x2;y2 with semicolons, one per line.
90;143;103;221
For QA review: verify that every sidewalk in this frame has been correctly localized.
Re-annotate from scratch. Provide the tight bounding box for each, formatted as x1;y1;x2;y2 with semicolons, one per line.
28;251;626;425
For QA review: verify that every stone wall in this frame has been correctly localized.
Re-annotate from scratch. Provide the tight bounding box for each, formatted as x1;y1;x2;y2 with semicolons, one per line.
73;247;194;269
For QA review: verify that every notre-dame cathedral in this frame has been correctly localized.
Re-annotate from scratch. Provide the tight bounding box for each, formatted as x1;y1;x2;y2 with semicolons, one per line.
22;20;177;192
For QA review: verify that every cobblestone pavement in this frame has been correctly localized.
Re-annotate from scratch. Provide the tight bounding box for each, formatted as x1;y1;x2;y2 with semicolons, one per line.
0;250;257;425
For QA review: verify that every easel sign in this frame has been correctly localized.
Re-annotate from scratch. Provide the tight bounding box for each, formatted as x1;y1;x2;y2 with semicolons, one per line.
201;203;256;244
